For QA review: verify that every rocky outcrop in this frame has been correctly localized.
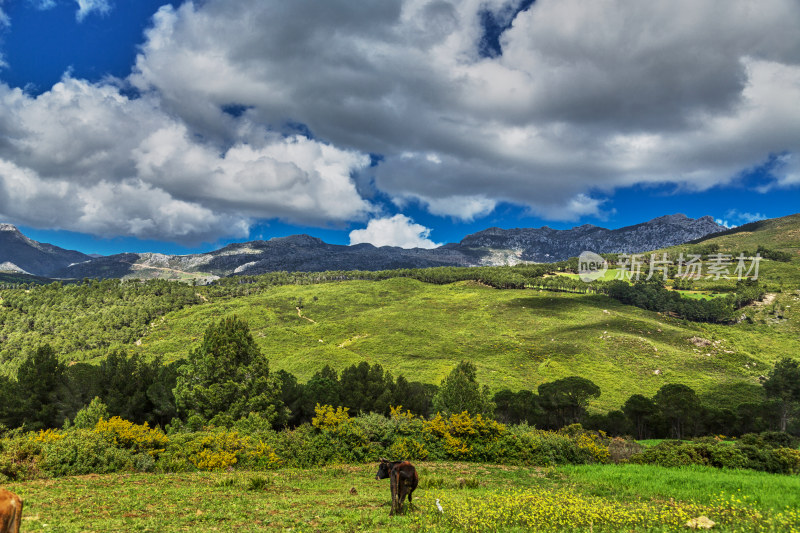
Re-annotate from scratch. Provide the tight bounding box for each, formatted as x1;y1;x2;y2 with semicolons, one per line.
3;214;726;279
0;224;93;277
459;214;725;262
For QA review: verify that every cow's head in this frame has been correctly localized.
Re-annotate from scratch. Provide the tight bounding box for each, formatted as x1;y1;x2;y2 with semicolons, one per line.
375;458;392;480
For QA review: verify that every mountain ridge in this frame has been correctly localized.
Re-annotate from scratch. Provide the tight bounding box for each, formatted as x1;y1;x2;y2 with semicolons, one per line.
0;214;727;279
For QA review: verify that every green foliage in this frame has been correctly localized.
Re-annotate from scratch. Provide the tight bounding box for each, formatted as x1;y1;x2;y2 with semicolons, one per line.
37;429;137;477
604;279;749;323
654;383;700;440
432;361;494;417
757;245;794;262
622;394;659;440
73;397;110;429
0;278;202;369
763;357;800;431
629;436;800;474
9;344;67;429
174;317;286;427
537;376;601;428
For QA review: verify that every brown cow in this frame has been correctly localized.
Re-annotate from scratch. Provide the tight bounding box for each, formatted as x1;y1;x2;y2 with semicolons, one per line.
375;458;418;516
0;489;22;533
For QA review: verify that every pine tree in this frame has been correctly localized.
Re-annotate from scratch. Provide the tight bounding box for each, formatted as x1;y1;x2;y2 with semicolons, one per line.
174;317;286;427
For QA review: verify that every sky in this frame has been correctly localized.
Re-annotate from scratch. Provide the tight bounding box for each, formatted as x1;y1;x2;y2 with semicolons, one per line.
0;0;798;256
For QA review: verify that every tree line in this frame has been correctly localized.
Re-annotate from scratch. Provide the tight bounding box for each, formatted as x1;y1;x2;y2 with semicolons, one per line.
2;316;797;439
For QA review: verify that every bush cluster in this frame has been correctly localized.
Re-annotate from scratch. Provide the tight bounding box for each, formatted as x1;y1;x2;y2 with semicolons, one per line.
0;409;609;481
630;435;800;474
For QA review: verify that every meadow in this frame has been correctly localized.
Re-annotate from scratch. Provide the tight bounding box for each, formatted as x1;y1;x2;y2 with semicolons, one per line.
132;277;798;411
6;462;800;532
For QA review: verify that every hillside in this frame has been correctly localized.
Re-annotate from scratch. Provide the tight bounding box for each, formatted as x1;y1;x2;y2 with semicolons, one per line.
1;212;798;414
130;277;799;411
689;213;800;255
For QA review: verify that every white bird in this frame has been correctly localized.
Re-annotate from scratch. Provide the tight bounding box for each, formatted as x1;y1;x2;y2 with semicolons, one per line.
435;499;443;513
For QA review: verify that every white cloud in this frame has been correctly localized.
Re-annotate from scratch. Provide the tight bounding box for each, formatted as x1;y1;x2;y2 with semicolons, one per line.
75;0;111;21
724;209;767;225
130;0;800;221
0;1;9;29
756;153;800;192
411;194;497;221
349;214;440;249
32;0;57;10
716;210;768;228
0;77;373;244
715;219;734;229
3;0;800;244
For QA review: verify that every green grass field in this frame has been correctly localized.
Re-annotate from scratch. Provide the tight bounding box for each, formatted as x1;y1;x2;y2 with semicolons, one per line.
131;277;799;411
7;462;800;532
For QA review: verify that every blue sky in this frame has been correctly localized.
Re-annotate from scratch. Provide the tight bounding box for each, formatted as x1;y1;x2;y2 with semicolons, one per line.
0;0;798;256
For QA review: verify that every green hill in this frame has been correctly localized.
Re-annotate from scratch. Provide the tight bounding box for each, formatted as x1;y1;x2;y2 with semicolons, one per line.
2;214;799;414
131;277;798;411
691;213;800;254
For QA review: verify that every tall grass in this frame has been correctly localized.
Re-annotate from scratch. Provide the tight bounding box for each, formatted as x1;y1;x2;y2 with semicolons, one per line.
557;463;800;512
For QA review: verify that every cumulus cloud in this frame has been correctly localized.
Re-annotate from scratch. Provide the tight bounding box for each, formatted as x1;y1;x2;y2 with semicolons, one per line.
349;214;440;249
131;0;800;223
0;77;373;243
756;153;800;192
75;0;111;21
717;209;768;228
2;0;800;244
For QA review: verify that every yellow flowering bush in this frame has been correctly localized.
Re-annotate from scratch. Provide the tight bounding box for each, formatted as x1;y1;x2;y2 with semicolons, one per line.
575;432;611;464
389;405;416;422
312;404;351;429
424;411;506;461
388;436;429;461
31;428;64;443
188;430;246;471
245;439;283;470
93;417;168;456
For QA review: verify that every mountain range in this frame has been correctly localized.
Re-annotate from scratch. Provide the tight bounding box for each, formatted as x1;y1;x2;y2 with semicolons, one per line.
0;214;725;280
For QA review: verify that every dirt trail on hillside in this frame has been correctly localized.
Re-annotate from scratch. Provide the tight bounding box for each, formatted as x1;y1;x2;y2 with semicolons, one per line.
296;307;316;323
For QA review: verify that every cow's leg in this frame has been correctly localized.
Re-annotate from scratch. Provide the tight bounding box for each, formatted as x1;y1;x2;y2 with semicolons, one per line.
389;472;399;516
396;482;411;515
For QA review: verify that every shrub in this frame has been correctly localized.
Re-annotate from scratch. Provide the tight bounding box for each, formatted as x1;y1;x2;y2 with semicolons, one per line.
0;435;42;481
93;417;169;456
387;437;429;461
38;429;135;477
189;430;247;471
503;424;588;466
773;448;800;474
607;437;643;463
73;397;110;429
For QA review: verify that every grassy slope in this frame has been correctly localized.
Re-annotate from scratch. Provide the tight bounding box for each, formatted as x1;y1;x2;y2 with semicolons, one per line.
134;277;799;411
692;213;800;254
8;463;800;532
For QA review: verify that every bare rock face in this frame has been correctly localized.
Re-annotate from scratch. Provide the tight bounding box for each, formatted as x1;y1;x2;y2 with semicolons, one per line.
459;214;725;262
0;224;93;277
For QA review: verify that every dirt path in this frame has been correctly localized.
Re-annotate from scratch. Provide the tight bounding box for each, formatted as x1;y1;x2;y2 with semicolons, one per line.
296;307;316;323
